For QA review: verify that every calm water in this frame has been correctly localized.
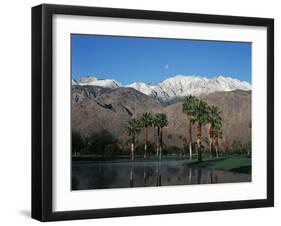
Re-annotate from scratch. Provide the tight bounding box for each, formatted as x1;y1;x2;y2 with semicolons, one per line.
72;160;251;190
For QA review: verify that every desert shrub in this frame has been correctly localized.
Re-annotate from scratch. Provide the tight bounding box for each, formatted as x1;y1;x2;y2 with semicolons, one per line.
167;146;181;155
136;141;156;156
85;130;119;156
104;143;122;156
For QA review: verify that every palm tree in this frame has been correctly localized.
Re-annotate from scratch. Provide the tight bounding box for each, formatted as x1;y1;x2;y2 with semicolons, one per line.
213;125;222;158
193;99;209;162
206;105;222;158
140;112;153;159
182;95;198;160
153;113;168;159
125;118;141;160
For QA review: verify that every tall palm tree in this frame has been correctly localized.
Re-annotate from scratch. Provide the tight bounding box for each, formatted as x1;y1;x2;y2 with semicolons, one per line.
193;99;209;162
140;112;153;159
213;125;222;158
125;118;141;160
182;95;198;160
206;105;222;158
153;113;168;160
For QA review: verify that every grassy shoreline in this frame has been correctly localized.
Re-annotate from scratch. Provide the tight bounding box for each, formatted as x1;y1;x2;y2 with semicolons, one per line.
72;155;191;164
185;154;251;174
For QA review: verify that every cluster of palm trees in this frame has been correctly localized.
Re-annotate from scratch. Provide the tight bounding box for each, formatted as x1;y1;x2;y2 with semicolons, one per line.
125;112;168;160
182;95;223;162
125;96;223;162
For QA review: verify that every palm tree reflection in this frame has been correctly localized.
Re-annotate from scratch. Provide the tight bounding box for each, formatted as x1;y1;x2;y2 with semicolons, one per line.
188;167;192;184
210;170;213;184
156;161;162;186
197;169;202;184
143;163;147;186
130;163;134;187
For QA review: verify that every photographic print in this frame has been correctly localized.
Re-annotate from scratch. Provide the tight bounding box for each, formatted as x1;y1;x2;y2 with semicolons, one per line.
32;4;274;221
71;34;252;190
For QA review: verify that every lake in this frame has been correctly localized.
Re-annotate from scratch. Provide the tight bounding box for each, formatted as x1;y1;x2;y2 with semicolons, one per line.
72;160;251;190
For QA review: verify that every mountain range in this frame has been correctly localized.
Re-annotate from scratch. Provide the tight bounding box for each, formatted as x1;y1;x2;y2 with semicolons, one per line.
72;74;252;147
72;75;251;102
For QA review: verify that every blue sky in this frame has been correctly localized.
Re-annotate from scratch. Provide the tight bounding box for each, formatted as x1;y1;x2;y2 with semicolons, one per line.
71;34;251;84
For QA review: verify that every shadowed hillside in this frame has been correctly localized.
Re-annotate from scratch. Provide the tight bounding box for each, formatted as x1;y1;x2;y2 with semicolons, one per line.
72;86;251;147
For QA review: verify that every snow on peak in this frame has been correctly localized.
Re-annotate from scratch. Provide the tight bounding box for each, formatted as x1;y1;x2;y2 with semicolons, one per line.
73;74;251;102
125;82;156;95
126;75;251;102
73;76;121;89
210;75;251;91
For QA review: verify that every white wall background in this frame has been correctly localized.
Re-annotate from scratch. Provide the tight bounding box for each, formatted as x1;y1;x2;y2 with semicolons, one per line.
0;0;279;225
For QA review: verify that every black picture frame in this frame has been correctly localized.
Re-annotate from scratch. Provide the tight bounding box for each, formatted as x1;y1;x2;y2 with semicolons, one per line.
32;4;274;222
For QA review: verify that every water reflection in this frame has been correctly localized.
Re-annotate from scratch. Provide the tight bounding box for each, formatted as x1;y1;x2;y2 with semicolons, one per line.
72;160;251;190
130;163;134;187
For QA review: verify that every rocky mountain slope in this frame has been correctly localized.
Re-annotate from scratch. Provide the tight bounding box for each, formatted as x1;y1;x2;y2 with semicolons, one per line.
72;85;251;147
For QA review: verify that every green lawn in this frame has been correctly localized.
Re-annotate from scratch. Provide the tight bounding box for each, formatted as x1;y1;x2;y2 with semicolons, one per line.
186;154;251;174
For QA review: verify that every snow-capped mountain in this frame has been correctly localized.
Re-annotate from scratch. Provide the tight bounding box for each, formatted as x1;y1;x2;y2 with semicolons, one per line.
72;80;78;85
140;75;251;102
125;75;251;102
73;75;251;102
125;82;157;96
73;76;121;89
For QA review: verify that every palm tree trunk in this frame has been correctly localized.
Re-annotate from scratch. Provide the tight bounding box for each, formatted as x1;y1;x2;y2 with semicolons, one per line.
208;124;212;158
159;127;163;160
209;139;213;158
215;138;219;158
197;122;202;162
144;127;148;159
131;134;135;160
189;142;192;160
189;120;193;160
131;142;135;160
156;127;160;157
